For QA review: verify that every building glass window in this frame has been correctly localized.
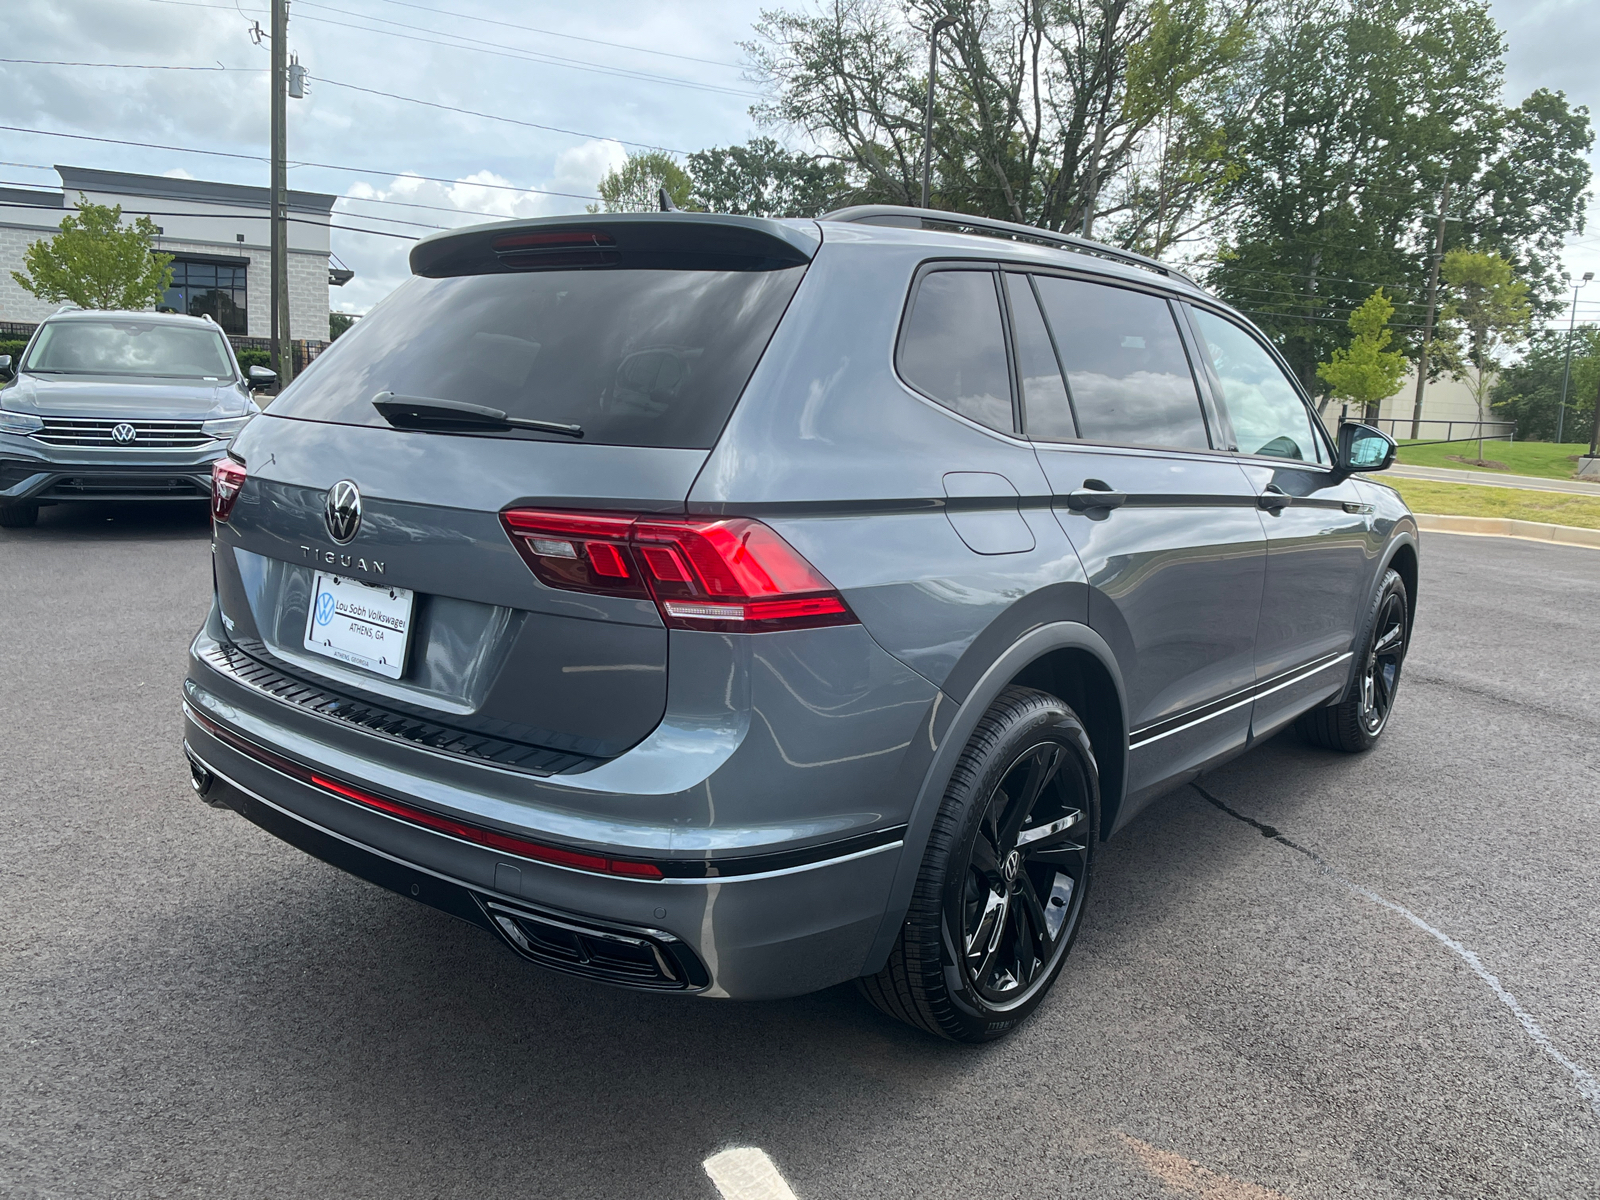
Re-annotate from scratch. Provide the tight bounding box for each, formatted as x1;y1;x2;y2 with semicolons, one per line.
161;260;247;334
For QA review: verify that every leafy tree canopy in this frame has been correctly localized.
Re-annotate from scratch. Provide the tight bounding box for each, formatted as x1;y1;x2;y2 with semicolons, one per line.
686;137;851;216
1316;288;1409;417
745;0;1260;249
1490;326;1600;443
591;151;692;213
1206;0;1591;394
12;196;173;311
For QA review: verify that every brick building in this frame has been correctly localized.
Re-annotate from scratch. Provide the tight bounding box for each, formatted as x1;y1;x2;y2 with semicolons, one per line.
0;165;349;341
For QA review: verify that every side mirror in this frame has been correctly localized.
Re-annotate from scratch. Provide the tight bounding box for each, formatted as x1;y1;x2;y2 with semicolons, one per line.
1337;422;1396;473
0;354;12;380
247;364;277;392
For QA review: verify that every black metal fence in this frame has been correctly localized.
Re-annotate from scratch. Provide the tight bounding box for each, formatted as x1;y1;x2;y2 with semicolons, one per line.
1371;417;1515;443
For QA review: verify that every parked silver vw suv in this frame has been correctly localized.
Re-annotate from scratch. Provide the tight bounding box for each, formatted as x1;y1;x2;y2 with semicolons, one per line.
0;308;268;527
181;208;1415;1041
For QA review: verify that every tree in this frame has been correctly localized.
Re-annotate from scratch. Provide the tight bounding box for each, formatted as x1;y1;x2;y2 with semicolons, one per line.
591;151;693;213
1315;288;1409;421
686;138;851;217
1489;326;1600;443
1434;248;1530;462
329;312;359;340
744;0;1260;246
12;196;173;311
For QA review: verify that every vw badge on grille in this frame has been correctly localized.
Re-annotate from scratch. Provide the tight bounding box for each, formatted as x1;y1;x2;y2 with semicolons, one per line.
324;479;362;544
112;422;137;445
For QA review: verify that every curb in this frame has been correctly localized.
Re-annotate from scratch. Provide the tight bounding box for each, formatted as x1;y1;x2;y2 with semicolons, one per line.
1415;512;1600;550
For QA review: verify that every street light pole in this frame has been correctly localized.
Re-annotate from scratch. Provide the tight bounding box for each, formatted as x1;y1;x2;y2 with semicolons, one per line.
1555;271;1593;444
920;16;956;210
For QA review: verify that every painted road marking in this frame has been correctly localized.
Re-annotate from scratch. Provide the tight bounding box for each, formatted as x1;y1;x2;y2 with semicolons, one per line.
1193;782;1600;1118
703;1147;799;1200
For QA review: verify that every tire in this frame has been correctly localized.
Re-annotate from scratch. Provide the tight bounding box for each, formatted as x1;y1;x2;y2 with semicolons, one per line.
859;686;1099;1042
0;503;38;528
1296;567;1409;753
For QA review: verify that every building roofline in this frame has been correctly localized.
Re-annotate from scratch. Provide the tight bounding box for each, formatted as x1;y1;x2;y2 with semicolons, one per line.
0;186;65;209
56;165;337;215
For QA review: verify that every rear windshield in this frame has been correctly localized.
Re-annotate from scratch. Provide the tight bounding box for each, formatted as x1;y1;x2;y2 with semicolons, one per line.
269;267;807;448
22;319;236;380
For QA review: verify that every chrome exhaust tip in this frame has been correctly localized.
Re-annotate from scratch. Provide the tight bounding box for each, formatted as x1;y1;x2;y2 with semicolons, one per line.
182;743;225;807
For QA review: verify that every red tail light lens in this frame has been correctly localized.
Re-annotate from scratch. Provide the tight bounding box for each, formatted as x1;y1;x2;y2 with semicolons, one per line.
211;457;247;522
500;509;856;632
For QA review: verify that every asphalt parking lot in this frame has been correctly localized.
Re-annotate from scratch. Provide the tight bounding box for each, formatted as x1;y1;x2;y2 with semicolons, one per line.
2;502;1598;1199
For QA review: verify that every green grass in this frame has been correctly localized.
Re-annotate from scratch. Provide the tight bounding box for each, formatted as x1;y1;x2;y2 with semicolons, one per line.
1395;438;1594;481
1386;478;1600;530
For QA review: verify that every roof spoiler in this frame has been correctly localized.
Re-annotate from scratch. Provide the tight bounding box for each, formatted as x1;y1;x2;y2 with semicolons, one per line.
409;212;820;277
820;205;1195;285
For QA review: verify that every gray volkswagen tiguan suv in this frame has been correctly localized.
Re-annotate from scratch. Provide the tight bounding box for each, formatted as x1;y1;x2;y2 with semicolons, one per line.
0;308;268;527
181;207;1416;1041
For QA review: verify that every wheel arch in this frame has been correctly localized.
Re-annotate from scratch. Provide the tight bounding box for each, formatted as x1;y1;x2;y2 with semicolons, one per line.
1384;533;1419;638
860;620;1126;977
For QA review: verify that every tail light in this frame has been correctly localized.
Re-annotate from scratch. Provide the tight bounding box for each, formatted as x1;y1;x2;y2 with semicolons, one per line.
211;457;247;522
501;509;856;632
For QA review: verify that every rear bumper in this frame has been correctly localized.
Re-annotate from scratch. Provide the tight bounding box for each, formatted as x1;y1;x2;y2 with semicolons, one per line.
181;705;907;1000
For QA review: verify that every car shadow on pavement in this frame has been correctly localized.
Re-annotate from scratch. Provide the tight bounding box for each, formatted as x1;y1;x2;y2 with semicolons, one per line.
4;500;211;541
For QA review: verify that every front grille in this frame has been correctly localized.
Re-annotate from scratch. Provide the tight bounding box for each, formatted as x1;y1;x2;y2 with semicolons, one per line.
32;418;212;448
481;899;709;990
197;638;602;776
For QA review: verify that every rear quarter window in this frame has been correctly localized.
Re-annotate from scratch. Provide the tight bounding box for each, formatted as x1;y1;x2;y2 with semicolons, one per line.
896;269;1015;434
268;266;806;449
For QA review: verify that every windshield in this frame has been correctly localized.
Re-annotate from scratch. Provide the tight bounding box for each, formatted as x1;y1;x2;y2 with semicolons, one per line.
22;320;237;380
268;266;807;448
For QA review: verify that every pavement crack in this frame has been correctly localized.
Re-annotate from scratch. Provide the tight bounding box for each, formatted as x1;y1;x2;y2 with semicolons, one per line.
1191;781;1600;1120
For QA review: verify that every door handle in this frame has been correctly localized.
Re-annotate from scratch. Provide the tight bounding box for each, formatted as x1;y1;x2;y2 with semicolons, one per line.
1065;479;1127;511
1258;484;1292;511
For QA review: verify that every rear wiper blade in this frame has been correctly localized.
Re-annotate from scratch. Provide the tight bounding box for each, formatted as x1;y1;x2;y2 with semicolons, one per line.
371;392;583;438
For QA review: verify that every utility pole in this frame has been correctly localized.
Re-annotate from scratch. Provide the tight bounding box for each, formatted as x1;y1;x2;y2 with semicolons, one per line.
921;17;956;210
270;0;294;388
1409;176;1451;440
1589;368;1600;460
1555;271;1593;443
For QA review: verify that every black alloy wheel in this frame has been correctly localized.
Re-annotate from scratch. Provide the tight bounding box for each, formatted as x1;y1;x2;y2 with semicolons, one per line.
1359;587;1407;735
955;741;1090;1004
1297;567;1410;753
859;686;1098;1042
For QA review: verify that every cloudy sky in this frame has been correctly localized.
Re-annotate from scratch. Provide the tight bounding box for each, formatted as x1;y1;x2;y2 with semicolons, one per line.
3;0;1597;322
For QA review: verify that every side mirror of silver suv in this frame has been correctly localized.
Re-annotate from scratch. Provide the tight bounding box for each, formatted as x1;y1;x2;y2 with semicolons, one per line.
1337;422;1396;473
0;354;13;380
247;364;278;392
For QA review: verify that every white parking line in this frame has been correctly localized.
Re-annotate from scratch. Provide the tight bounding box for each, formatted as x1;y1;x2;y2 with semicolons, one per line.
703;1148;800;1200
1194;783;1600;1118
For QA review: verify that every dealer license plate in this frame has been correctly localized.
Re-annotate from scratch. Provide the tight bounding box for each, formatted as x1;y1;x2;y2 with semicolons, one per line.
303;572;414;679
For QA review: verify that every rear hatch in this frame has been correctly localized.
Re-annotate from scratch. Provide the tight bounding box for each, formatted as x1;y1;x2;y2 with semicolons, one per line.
210;214;816;767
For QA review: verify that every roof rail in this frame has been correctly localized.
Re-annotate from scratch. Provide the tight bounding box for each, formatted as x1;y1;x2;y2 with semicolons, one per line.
819;205;1196;285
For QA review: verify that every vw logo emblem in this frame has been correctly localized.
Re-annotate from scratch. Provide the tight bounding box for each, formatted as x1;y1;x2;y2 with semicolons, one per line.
1002;850;1022;885
324;479;362;544
112;422;137;445
315;590;336;626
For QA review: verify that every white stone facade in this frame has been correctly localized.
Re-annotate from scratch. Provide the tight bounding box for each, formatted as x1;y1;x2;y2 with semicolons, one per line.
0;166;339;342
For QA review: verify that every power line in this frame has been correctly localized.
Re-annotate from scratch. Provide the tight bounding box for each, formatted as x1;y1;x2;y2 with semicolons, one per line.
141;0;758;98
0;123;601;201
0;56;691;154
292;0;755;96
315;77;690;154
370;0;744;70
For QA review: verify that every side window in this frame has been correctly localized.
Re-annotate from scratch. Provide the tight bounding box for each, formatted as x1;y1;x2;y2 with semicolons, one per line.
898;269;1014;433
1032;276;1210;450
1191;309;1323;463
1004;273;1076;440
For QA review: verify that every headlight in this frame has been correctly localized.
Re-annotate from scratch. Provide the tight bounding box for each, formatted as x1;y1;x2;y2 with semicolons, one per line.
0;409;44;435
202;415;253;440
